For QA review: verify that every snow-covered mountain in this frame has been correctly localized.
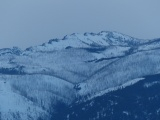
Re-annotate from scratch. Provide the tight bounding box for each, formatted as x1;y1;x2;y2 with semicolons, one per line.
0;31;160;120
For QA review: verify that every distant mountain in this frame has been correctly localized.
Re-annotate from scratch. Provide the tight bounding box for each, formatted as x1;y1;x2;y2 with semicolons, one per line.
0;31;160;120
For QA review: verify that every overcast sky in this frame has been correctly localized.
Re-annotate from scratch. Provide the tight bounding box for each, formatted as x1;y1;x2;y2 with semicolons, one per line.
0;0;160;49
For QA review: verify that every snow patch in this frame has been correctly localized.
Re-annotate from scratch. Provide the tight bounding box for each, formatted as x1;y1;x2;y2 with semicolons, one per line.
83;78;145;101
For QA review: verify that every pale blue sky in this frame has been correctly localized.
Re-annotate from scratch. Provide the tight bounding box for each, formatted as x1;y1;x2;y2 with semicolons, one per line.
0;0;160;49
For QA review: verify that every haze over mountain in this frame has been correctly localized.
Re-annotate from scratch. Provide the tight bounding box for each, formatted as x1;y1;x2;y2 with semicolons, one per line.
1;0;160;49
0;31;160;120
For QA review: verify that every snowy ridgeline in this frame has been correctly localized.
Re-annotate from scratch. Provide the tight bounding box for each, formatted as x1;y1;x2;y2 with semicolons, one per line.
0;31;160;119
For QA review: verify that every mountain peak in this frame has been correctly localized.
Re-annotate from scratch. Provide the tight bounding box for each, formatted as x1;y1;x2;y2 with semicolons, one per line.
24;31;147;53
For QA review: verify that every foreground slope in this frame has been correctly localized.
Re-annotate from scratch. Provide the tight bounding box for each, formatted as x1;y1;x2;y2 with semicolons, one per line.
61;74;160;120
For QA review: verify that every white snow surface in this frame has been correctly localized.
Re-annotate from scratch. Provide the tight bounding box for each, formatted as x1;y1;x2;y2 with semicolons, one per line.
0;79;48;120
